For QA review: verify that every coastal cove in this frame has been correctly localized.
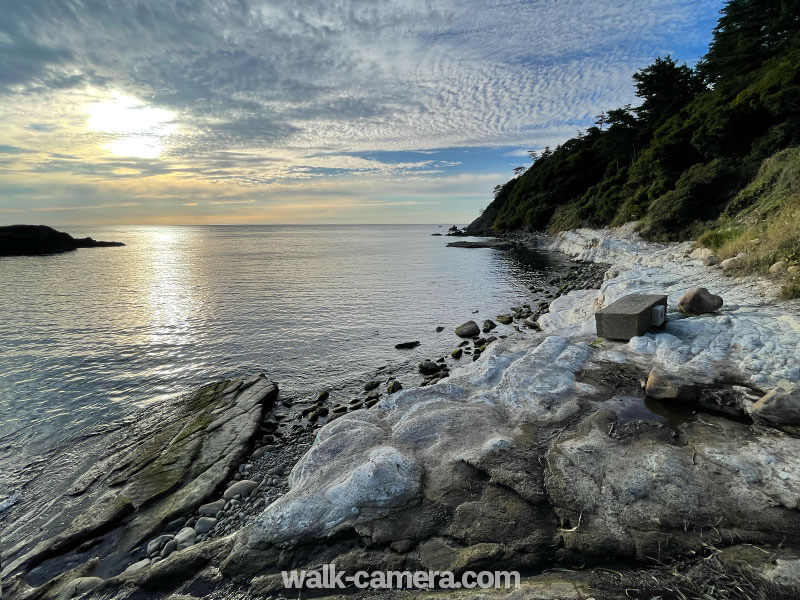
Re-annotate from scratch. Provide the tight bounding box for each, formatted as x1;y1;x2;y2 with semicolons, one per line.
2;224;799;599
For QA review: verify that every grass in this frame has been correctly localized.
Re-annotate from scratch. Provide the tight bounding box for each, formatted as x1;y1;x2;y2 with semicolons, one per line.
698;148;800;298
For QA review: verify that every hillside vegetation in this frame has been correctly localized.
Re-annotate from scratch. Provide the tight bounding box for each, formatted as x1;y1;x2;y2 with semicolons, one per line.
469;0;800;276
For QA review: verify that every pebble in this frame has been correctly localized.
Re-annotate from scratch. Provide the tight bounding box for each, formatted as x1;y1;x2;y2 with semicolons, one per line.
224;480;258;499
195;517;217;534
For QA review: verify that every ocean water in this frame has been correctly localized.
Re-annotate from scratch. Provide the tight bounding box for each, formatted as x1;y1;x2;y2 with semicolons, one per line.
0;224;570;506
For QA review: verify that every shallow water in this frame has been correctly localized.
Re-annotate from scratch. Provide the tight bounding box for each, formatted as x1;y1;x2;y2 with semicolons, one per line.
0;224;570;503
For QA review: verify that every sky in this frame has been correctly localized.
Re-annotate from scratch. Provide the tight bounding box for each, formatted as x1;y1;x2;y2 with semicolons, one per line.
0;0;726;226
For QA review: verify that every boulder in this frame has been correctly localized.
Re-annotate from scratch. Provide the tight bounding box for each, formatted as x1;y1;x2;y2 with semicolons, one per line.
770;261;789;275
223;480;258;500
418;360;441;375
395;341;420;349
495;314;513;325
645;368;701;401
524;316;541;330
451;348;463;359
174;527;196;550
60;576;104;599
482;319;497;332
748;381;800;427
194;517;217;535
364;380;381;391
720;254;744;274
455;321;480;338
122;558;151;577
146;534;174;556
387;380;403;394
198;499;225;516
677;287;723;314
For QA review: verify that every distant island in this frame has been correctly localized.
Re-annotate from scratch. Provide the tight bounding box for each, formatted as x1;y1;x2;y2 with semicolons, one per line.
0;224;125;256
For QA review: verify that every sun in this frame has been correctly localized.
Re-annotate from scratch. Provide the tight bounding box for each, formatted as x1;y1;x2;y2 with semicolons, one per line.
87;93;177;159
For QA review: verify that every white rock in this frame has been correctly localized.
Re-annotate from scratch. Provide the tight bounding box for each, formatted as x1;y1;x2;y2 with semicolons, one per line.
770;260;788;275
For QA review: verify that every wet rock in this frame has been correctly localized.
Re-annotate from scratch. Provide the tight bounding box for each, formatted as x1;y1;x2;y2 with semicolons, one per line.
749;381;800;428
677;287;723;314
455;321;480;338
496;314;513;325
223;480;258;500
160;539;178;558
194;517;217;535
435;326;445;333
366;390;380;400
419;360;441;375
316;390;329;403
387;380;403;394
482;319;497;332
451;348;463;359
395;341;420;349
645;368;701;401
364;380;381;391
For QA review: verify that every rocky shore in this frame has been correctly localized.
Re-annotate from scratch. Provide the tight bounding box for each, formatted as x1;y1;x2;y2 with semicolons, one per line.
2;225;799;600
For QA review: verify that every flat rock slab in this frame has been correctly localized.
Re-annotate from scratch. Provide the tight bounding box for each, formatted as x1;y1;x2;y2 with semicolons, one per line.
595;293;667;340
1;374;277;590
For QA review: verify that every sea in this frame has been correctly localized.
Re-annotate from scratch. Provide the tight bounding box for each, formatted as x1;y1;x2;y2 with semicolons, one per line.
0;224;572;512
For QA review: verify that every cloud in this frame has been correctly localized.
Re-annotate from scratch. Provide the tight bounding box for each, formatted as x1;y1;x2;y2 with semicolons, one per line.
0;0;726;223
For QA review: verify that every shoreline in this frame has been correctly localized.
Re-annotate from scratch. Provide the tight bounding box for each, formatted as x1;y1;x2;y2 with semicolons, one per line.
3;225;800;599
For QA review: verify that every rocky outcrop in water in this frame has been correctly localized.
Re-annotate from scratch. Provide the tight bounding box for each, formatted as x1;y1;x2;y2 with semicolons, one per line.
0;225;124;256
1;374;277;598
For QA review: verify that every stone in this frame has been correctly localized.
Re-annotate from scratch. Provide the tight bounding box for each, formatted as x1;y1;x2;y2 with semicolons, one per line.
645;368;701;401
770;260;789;275
677;287;723;314
455;320;480;338
451;348;463;359
720;254;744;273
418;360;441;375
495;314;513;325
387;380;402;394
160;539;178;558
595;294;667;340
788;265;799;275
60;576;104;599
223;480;258;500
198;499;225;516
482;319;496;332
194;517;217;534
390;539;414;554
395;341;420;349
366;390;379;400
122;558;151;576
174;527;196;550
524;316;540;330
689;247;716;264
146;534;174;556
748;381;800;427
364;380;381;391
316;390;329;402
435;326;445;333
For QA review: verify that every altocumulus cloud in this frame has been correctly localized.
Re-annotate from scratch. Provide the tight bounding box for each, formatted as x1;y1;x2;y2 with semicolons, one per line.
0;0;724;224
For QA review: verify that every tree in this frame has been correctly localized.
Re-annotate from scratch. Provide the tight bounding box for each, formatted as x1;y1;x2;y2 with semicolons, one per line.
632;56;702;128
699;0;800;83
513;166;526;176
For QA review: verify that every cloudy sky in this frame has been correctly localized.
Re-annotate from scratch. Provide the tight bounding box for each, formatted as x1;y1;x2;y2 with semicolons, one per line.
0;0;725;225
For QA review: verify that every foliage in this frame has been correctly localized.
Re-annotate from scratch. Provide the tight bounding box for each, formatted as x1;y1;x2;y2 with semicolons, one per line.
469;0;800;245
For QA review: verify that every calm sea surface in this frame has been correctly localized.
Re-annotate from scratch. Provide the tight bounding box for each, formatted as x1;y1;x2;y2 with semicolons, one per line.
0;224;569;504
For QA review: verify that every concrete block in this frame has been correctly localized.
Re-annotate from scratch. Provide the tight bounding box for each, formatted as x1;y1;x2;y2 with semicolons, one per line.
595;294;667;340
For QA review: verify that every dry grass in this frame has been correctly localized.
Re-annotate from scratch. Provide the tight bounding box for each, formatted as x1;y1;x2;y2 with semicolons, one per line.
698;148;800;298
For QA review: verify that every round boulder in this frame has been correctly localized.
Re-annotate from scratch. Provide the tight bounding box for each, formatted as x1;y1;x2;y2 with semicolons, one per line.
677;287;723;314
223;479;258;500
387;380;403;394
455;320;480;338
419;360;441;375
